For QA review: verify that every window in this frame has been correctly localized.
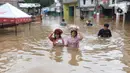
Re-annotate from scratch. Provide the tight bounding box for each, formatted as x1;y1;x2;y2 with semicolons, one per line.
83;0;86;5
112;0;115;4
91;0;94;4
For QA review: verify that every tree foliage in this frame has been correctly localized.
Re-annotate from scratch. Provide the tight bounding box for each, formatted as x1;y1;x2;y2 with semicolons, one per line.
40;0;54;7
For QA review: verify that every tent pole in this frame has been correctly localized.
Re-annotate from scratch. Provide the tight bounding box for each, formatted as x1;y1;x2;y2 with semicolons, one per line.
29;22;31;30
15;24;17;36
2;23;4;28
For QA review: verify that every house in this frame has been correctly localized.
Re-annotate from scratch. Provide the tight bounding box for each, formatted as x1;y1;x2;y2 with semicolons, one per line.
115;0;130;21
78;0;118;18
98;0;115;17
108;0;130;20
79;0;96;18
0;0;23;7
63;0;78;21
100;0;130;17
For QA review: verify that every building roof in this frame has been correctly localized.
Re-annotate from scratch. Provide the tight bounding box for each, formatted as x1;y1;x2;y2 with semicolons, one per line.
0;3;31;18
18;3;41;8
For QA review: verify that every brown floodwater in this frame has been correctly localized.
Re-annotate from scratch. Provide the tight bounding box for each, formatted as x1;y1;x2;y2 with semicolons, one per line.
0;16;130;73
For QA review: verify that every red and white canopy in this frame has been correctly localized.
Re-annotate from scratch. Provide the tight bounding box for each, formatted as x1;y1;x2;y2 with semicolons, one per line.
0;3;31;24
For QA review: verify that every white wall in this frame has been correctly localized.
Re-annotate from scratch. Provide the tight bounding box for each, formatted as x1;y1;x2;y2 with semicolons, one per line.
63;0;77;3
109;0;115;5
80;0;96;7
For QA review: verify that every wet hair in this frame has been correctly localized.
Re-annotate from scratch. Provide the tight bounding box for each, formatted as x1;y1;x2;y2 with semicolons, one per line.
54;29;63;34
54;29;63;40
88;20;91;22
71;30;78;37
104;24;109;28
54;33;62;40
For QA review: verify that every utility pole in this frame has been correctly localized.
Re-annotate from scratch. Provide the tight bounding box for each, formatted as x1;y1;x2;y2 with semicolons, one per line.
94;0;99;14
96;0;100;13
59;0;63;21
95;0;100;24
115;0;120;25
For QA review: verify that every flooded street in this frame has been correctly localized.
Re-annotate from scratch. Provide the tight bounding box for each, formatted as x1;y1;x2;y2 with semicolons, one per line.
0;16;130;73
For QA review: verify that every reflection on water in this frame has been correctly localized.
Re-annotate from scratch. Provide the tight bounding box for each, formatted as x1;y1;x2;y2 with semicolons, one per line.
68;49;82;66
49;47;63;62
0;16;130;73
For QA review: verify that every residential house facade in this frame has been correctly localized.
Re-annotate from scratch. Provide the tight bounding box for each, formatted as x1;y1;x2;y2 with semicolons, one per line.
99;0;116;17
107;0;130;20
100;0;130;18
79;0;96;18
63;0;78;21
78;0;126;18
117;0;130;21
78;0;121;18
79;0;130;21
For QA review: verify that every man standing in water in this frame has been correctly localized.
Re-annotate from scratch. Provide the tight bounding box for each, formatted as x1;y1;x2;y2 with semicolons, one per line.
98;24;112;38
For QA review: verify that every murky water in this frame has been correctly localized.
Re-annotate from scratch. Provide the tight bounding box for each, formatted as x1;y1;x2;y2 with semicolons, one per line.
0;16;130;73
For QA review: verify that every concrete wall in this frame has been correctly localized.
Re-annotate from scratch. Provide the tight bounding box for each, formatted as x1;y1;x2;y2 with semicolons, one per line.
63;0;77;4
80;0;96;7
63;3;77;21
63;4;69;20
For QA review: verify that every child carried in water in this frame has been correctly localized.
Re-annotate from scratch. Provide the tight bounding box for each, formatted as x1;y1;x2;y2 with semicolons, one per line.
86;20;93;26
60;19;67;26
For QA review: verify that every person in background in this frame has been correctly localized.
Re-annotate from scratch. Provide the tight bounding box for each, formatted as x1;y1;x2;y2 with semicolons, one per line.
49;29;64;46
80;14;84;20
98;24;112;38
65;27;83;49
60;19;67;26
86;20;93;26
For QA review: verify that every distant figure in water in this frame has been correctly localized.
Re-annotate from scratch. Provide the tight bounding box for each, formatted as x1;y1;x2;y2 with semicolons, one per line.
65;27;83;48
86;20;93;26
49;29;64;46
80;14;84;20
60;19;67;26
98;24;112;38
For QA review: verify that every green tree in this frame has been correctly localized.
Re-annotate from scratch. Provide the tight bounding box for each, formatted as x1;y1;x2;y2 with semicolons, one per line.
40;0;54;7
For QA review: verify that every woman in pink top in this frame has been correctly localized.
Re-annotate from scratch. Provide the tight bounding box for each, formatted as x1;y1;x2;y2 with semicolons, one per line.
65;29;83;48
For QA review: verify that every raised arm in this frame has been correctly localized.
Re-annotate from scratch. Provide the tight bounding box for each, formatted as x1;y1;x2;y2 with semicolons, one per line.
48;33;54;42
98;29;102;37
78;32;83;40
109;30;112;37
